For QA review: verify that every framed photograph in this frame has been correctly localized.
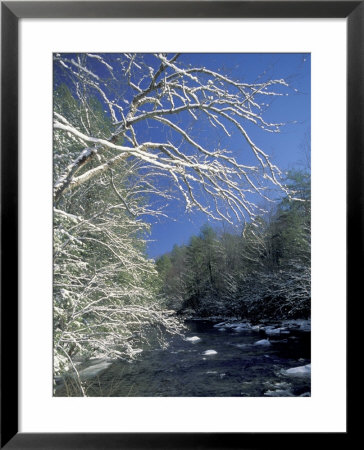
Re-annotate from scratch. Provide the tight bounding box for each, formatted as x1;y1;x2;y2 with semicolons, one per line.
1;1;359;448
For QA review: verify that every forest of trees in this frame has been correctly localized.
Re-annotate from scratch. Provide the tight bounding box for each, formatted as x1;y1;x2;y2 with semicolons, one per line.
53;53;309;392
53;77;185;390
156;171;310;320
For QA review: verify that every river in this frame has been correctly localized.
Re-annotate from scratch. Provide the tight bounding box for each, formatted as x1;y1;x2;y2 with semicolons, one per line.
55;319;311;397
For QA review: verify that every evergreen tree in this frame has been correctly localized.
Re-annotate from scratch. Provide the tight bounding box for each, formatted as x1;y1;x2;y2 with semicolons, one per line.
156;172;310;320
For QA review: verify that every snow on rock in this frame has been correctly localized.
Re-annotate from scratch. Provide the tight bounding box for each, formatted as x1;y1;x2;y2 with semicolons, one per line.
232;322;251;328
214;320;251;330
254;339;271;346
264;326;290;336
203;350;218;355
232;323;252;332
79;360;112;379
264;327;281;336
264;389;294;397
233;327;245;332
185;336;201;342
283;364;311;377
282;319;311;332
213;322;227;328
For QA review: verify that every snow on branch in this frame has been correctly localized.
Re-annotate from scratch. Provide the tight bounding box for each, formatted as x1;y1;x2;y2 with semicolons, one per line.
54;53;291;221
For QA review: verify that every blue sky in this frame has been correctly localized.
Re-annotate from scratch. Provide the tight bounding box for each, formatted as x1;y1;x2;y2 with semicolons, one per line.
145;53;311;259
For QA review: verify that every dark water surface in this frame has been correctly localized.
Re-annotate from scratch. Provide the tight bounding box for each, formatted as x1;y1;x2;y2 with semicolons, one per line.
58;320;311;397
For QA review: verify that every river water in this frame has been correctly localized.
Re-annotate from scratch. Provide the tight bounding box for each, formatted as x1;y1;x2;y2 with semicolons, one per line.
56;319;311;397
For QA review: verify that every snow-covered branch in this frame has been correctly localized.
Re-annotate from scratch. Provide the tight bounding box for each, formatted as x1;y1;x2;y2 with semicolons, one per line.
54;53;291;221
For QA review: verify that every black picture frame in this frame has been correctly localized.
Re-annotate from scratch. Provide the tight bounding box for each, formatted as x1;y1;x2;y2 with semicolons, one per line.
1;1;360;448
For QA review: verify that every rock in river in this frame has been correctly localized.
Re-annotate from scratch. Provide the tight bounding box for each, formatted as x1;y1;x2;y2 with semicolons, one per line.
203;349;218;355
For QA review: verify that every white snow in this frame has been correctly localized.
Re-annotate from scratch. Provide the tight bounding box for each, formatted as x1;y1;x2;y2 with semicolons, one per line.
232;322;251;328
203;350;218;355
264;327;281;336
254;339;271;346
79;360;112;379
86;53;113;71
264;389;294;397
215;321;251;331
232;323;251;331
264;326;290;336
283;364;311;377
185;336;201;342
282;319;311;332
213;322;226;328
70;59;100;80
